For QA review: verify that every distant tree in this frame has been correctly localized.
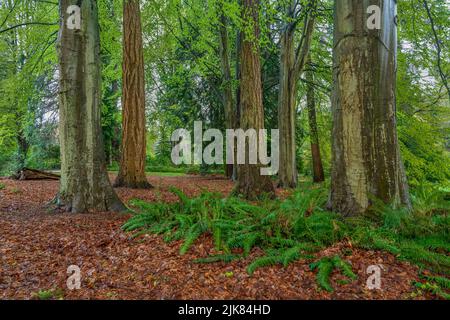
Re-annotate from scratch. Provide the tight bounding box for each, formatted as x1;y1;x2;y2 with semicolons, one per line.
306;55;324;183
217;3;236;179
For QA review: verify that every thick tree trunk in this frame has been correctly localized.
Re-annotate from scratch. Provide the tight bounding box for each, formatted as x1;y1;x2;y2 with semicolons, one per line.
278;26;298;188
306;56;325;183
233;0;275;200
57;0;125;213
329;0;410;216
114;0;152;189
218;11;235;179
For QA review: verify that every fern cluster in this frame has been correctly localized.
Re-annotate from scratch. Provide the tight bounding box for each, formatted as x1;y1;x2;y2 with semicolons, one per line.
122;183;449;297
309;256;357;292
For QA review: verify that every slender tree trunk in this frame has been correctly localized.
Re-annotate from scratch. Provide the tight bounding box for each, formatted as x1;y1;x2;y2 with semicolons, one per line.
277;1;316;188
110;78;121;164
114;0;152;189
218;10;235;179
57;0;125;213
329;0;410;216
17;129;28;169
233;0;275;200
306;56;325;183
233;28;242;182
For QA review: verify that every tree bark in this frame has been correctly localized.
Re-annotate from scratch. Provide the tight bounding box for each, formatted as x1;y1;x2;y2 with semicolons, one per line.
278;21;297;188
306;56;325;183
16;129;29;169
57;0;125;213
277;1;316;188
233;27;242;181
114;0;152;189
218;9;235;179
329;0;410;216
233;0;275;200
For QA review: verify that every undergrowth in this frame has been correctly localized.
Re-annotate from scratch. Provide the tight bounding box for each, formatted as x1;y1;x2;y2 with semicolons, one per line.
123;183;449;297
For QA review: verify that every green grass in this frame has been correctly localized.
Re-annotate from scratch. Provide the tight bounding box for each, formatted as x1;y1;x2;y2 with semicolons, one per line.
145;171;186;177
33;289;64;300
123;183;450;297
106;170;186;177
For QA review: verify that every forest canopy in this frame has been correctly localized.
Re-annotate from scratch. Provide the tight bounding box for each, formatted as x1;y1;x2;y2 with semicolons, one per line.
0;0;448;193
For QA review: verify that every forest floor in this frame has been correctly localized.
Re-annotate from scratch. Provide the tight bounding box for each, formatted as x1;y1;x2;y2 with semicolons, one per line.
0;174;429;300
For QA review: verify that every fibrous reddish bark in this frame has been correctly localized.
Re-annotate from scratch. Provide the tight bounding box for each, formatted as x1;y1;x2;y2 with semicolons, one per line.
233;0;275;200
114;0;152;189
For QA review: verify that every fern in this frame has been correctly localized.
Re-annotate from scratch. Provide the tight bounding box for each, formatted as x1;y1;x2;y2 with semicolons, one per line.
399;242;450;274
247;256;281;276
414;281;450;300
421;275;450;289
122;184;450;286
331;256;357;280
246;244;317;275
310;256;357;292
180;222;206;255
310;258;335;292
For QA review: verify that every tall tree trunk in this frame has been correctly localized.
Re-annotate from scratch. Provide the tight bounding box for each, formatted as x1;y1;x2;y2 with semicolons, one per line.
306;56;325;183
233;0;275;200
114;0;152;189
277;1;316;188
218;9;235;179
233;28;242;181
278;24;297;188
57;0;125;213
16;129;28;169
329;0;410;216
110;78;121;164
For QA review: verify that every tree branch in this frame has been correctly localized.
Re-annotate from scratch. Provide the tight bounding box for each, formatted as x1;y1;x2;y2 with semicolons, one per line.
0;22;58;34
423;0;450;102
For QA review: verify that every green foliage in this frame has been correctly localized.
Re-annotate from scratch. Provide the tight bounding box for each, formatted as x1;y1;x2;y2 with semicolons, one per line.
33;288;64;300
247;244;316;275
309;256;357;292
124;182;449;298
414;281;450;300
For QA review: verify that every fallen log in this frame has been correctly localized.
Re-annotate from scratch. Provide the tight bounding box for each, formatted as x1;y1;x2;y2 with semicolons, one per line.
11;168;60;181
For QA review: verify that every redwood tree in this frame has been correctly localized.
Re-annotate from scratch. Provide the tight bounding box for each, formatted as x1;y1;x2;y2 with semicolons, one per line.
233;0;275;200
57;0;125;213
114;0;152;189
329;0;410;215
